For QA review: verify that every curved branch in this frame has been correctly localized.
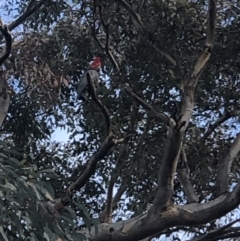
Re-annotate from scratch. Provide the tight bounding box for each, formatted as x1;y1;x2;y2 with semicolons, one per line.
0;20;12;65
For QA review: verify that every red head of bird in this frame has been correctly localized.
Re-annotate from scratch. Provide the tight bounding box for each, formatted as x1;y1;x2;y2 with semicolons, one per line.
90;57;102;70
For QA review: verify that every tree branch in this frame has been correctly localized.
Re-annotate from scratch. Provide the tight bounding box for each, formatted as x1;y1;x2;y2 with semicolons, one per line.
0;19;12;65
67;134;115;195
78;179;240;241
177;148;199;203
187;219;240;241
150;0;216;213
8;0;47;31
201;111;234;141
123;83;174;126
87;73;111;136
98;5;120;72
215;132;240;197
99;142;129;223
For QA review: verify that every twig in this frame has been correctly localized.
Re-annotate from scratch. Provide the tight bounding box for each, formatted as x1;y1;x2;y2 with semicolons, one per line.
0;20;12;65
123;83;174;126
87;73;111;136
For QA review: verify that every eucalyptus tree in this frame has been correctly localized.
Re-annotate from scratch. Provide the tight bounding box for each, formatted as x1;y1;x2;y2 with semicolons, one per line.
1;0;240;241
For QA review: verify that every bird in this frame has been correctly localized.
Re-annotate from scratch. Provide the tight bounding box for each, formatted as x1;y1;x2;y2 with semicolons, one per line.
77;56;102;102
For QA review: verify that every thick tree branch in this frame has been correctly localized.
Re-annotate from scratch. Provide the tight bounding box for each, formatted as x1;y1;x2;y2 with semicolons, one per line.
78;179;240;241
53;134;126;212
8;0;47;31
150;0;216;213
215;132;240;197
123;83;174;126
177;148;199;203
67;134;115;195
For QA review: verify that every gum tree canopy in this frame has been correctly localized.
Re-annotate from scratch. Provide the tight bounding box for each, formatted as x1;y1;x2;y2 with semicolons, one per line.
1;0;240;240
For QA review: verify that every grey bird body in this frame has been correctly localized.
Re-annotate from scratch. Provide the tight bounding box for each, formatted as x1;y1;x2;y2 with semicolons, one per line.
77;68;100;101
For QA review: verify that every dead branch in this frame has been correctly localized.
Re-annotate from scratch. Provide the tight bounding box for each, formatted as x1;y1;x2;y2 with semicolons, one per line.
87;73;111;135
123;83;174;126
8;0;47;31
177;148;199;203
215;132;240;197
201;111;234;141
0;20;12;65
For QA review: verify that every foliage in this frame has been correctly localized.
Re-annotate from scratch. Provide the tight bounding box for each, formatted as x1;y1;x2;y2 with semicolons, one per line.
0;0;240;240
